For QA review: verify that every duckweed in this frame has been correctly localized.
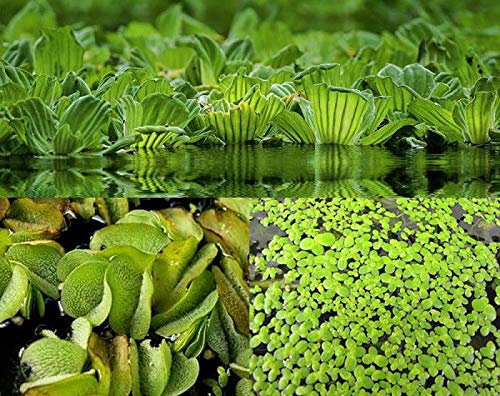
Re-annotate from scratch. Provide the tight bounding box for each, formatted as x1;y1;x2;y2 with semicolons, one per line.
251;198;500;395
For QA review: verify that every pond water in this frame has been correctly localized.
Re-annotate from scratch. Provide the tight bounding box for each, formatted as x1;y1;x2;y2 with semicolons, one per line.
1;145;499;197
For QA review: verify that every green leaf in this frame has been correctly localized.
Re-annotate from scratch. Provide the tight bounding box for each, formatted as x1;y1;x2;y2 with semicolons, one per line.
140;93;190;128
152;237;199;313
213;258;249;336
61;261;111;326
3;198;65;237
359;118;417;145
59;95;111;149
180;34;226;85
0;261;29;322
272;109;315;144
162;352;199;396
453;92;496;145
20;337;87;382
152;271;218;337
6;242;63;299
138;339;171;396
33;27;84;76
21;373;99;396
207;301;249;365
2;0;57;41
105;248;153;338
11;98;56;154
157;207;204;241
90;223;170;255
305;84;372;144
197;208;249;269
408;97;462;142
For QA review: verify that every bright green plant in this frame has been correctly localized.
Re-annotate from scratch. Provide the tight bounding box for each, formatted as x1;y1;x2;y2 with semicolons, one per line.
0;2;499;154
250;198;500;395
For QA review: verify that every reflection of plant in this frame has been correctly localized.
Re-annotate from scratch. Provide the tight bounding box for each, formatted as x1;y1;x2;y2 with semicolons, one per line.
251;198;500;395
0;198;250;395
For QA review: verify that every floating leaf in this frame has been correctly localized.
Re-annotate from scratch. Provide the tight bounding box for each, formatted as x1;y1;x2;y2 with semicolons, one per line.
90;223;169;255
197;208;249;270
33;27;84;76
3;199;65;237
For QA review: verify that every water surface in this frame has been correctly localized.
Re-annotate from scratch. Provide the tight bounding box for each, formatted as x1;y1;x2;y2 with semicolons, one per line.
1;145;499;197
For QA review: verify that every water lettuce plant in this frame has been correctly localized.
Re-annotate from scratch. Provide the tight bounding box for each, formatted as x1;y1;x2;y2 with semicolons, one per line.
0;2;498;156
250;198;500;395
0;197;250;395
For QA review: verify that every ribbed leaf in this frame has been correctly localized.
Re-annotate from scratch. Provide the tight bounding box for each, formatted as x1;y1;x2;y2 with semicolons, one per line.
365;75;414;112
206;101;259;143
59;95;111;149
306;84;372;144
453;92;496;145
141;94;190;127
295;63;342;87
12;97;56;154
135;79;173;101
31;75;62;105
33;27;84;76
408;97;463;142
181;34;226;85
53;124;83;155
378;63;435;97
360;118;417;145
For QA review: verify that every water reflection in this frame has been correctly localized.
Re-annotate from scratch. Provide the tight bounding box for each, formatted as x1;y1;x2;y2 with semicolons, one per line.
0;146;499;197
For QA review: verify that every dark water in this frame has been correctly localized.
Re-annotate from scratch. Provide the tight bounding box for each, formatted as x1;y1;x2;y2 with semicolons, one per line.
1;145;499;197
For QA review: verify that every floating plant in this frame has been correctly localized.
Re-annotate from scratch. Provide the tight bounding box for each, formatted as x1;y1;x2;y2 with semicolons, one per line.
250;198;500;395
0;197;250;395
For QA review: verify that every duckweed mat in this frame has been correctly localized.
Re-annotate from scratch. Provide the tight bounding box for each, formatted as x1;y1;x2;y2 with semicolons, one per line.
0;198;250;395
250;198;500;395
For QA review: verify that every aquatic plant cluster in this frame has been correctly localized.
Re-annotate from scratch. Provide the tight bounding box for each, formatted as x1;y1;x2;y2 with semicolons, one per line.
250;198;500;395
0;1;498;156
0;198;250;395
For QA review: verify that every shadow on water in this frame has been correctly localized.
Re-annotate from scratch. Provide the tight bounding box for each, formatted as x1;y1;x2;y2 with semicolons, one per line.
0;145;499;197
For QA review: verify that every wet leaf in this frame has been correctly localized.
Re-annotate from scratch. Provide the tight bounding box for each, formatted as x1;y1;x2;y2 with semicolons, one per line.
197;208;249;270
110;335;132;396
157;207;203;241
152;236;199;313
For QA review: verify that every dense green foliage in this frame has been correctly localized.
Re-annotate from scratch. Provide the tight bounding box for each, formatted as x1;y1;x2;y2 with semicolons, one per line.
251;198;500;395
0;198;250;395
0;1;498;156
